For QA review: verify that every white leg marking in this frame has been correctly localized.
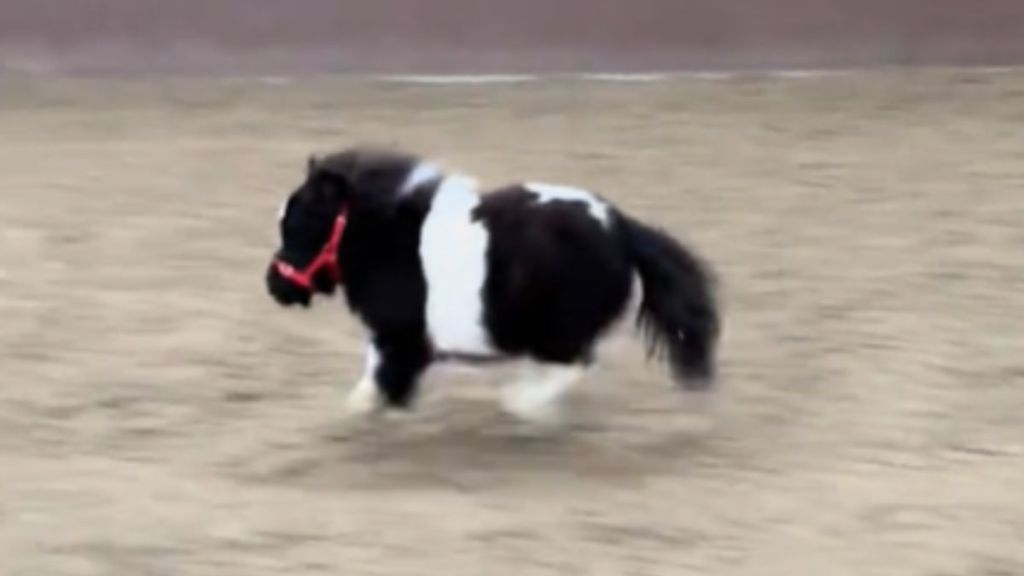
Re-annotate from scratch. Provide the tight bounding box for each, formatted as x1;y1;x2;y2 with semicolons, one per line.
523;182;611;227
419;174;495;355
345;343;382;416
500;362;584;424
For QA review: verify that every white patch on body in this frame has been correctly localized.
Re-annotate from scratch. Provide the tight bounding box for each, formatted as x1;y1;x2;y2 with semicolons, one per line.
400;162;442;194
419;174;495;356
345;343;382;416
500;362;584;424
523;182;610;227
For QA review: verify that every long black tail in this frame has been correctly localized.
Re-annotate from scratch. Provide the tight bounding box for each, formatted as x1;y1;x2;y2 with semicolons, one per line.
619;214;721;390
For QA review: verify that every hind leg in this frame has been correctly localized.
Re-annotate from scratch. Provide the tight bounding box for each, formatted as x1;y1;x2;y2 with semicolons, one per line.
500;361;585;424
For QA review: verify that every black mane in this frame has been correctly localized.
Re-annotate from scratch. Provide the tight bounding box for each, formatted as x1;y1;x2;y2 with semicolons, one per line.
311;146;425;205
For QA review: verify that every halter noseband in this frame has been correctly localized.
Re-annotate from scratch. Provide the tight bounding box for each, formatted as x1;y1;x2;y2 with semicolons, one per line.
273;210;348;290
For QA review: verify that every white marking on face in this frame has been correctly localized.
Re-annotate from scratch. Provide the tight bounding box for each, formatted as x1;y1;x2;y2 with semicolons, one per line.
277;199;288;223
418;174;495;356
400;162;443;194
523;182;611;227
345;342;381;416
500;362;584;424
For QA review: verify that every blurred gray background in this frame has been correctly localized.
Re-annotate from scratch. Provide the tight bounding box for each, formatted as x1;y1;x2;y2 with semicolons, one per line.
2;0;1024;75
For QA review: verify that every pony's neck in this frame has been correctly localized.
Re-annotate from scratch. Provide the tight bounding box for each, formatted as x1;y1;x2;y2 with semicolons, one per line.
399;161;445;195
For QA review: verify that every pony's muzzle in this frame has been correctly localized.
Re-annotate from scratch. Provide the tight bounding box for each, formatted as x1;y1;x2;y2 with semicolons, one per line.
266;261;312;307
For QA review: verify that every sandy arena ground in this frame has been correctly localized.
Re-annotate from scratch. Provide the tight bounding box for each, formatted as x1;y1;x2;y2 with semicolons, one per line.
1;70;1022;575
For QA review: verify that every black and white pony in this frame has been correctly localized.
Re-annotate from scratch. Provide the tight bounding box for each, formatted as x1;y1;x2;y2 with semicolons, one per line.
266;146;720;423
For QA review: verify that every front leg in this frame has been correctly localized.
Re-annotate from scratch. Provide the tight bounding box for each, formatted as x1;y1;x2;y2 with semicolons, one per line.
345;342;383;416
345;334;431;415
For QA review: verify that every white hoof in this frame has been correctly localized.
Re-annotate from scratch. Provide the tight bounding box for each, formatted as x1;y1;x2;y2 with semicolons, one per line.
344;380;381;416
500;386;566;426
500;363;582;426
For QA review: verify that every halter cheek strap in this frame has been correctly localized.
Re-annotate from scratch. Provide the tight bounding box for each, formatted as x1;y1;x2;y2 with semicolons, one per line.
273;210;348;290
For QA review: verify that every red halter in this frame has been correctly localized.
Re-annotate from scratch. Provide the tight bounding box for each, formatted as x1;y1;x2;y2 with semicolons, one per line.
273;211;348;290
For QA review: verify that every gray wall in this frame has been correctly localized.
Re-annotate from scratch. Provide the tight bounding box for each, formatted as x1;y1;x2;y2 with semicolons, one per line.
2;0;1023;75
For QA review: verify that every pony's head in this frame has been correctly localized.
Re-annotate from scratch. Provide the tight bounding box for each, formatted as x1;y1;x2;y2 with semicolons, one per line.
265;146;422;307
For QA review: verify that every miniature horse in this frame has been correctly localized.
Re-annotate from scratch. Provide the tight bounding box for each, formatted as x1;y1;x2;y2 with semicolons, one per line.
266;147;720;423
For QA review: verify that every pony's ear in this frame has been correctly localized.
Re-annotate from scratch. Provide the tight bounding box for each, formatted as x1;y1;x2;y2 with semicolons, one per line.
305;154;347;201
310;165;353;205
